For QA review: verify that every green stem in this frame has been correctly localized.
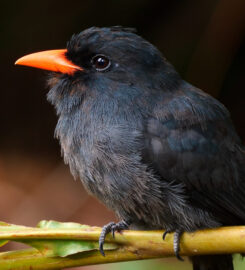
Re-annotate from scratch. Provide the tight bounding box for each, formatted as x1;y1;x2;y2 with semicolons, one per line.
1;226;245;255
0;248;157;270
1;225;245;269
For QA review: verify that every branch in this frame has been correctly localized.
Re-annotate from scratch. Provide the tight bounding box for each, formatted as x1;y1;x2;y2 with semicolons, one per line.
0;221;245;270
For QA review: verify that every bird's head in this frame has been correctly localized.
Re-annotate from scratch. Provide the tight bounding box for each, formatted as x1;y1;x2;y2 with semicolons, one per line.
15;26;179;114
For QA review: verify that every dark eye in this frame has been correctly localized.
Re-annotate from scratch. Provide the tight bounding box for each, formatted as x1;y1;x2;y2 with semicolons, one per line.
92;54;111;71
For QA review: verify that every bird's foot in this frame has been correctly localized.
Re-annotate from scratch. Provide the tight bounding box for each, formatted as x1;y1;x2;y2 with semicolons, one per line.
162;229;184;261
99;220;130;256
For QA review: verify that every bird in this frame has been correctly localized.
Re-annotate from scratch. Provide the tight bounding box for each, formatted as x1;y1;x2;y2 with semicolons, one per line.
15;26;245;270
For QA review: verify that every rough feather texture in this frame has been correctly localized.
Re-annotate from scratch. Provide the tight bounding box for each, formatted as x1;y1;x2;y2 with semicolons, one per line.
46;27;245;270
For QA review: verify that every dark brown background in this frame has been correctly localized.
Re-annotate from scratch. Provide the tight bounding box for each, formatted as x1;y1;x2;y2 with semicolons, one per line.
0;0;244;269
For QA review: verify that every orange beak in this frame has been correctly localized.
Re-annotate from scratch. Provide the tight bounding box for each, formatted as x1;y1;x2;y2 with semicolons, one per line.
15;49;83;75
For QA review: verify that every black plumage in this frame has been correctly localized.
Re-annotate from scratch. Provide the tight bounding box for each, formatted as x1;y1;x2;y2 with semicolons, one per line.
24;27;245;270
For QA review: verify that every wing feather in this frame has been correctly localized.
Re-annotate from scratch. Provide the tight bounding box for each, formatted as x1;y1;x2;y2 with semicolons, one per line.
142;85;245;224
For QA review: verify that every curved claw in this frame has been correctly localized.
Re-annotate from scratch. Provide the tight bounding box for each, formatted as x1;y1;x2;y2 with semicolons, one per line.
99;240;105;256
162;229;184;261
162;229;172;240
173;230;184;261
111;225;116;238
99;222;115;256
175;252;184;261
99;220;130;256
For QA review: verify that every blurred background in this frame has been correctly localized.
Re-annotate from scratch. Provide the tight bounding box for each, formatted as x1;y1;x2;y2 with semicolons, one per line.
0;0;244;269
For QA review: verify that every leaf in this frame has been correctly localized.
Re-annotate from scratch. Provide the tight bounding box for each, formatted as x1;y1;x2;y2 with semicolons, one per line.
24;220;118;257
37;220;92;230
0;220;118;257
25;239;117;257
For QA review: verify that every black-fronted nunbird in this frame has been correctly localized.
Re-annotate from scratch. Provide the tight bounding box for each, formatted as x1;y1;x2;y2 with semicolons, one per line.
15;26;245;270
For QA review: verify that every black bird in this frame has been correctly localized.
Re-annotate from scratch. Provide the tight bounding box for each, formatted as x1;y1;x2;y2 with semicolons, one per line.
15;26;245;270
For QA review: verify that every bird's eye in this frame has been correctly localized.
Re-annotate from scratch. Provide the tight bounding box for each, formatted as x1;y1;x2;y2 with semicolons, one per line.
92;55;111;71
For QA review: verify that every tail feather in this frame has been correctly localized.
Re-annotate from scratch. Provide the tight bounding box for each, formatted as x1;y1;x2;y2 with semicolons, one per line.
191;255;233;270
